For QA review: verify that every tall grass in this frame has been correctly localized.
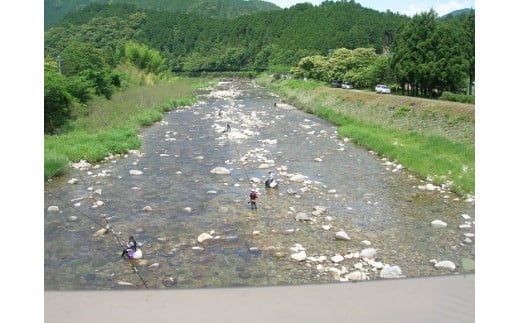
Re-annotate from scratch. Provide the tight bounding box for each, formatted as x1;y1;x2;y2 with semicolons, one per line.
44;76;208;180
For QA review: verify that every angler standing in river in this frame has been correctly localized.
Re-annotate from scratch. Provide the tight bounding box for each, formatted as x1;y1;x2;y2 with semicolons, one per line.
249;189;258;210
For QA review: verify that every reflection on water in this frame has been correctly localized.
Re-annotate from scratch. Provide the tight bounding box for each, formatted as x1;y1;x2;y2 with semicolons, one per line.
44;80;475;290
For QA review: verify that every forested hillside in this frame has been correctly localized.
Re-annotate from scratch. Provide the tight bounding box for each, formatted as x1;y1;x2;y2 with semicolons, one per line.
44;0;280;30
44;1;474;135
46;2;409;69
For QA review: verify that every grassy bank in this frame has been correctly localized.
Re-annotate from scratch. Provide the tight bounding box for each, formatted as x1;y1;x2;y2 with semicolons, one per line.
44;77;212;180
259;77;475;197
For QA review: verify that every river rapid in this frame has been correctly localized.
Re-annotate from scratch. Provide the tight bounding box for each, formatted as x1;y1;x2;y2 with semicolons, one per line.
44;79;475;290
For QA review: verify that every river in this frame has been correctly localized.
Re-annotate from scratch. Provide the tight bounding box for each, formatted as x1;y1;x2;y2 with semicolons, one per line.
44;79;475;290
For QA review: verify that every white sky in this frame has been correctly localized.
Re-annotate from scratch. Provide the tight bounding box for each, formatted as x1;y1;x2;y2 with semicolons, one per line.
267;0;475;16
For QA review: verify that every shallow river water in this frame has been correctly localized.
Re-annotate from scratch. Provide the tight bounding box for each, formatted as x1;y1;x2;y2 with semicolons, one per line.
44;79;475;290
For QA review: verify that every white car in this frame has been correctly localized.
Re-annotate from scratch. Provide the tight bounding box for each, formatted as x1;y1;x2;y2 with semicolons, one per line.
341;82;353;89
375;84;391;94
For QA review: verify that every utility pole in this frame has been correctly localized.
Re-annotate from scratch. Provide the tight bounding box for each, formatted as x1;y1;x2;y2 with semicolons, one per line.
57;55;62;75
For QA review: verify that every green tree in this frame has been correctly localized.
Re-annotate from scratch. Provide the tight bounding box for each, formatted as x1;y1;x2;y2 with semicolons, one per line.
123;41;166;73
390;10;473;97
44;71;72;134
61;41;109;76
292;55;329;80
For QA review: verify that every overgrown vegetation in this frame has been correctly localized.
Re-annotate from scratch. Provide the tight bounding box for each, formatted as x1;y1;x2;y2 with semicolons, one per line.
439;91;475;103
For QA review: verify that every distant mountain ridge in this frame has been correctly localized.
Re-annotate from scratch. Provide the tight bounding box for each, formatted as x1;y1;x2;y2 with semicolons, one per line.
441;8;473;18
44;0;281;30
45;1;473;31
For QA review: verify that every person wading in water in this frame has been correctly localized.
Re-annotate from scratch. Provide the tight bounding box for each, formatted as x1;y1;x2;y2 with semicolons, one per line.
249;189;258;210
121;236;138;257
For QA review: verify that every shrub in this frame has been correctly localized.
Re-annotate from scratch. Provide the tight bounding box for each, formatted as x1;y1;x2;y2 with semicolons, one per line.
392;105;412;117
44;73;72;134
439;91;475;104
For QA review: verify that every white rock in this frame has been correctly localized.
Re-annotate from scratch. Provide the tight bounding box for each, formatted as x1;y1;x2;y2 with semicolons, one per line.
47;206;60;212
347;271;363;281
321;225;331;231
210;167;231;175
142;205;153;212
380;266;403;278
461;214;472;220
92;200;104;208
295;212;311;221
67;178;79;184
290;251;307;261
94;228;108;236
197;232;213;243
184;207;192;212
331;255;344;263
361;240;371;246
459;224;472;229
335;231;351;241
434;260;456;271
129;170;143;175
418;183;437;191
360;248;377;259
289;174;306;182
431;220;448;228
117;281;135;287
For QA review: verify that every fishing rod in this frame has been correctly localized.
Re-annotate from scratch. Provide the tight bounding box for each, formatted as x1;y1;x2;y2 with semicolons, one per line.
74;168;149;289
45;168;149;289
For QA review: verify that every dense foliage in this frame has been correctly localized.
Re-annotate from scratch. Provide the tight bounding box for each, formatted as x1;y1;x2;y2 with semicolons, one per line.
292;9;474;99
47;2;409;70
44;0;280;30
44;1;474;134
390;10;475;97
